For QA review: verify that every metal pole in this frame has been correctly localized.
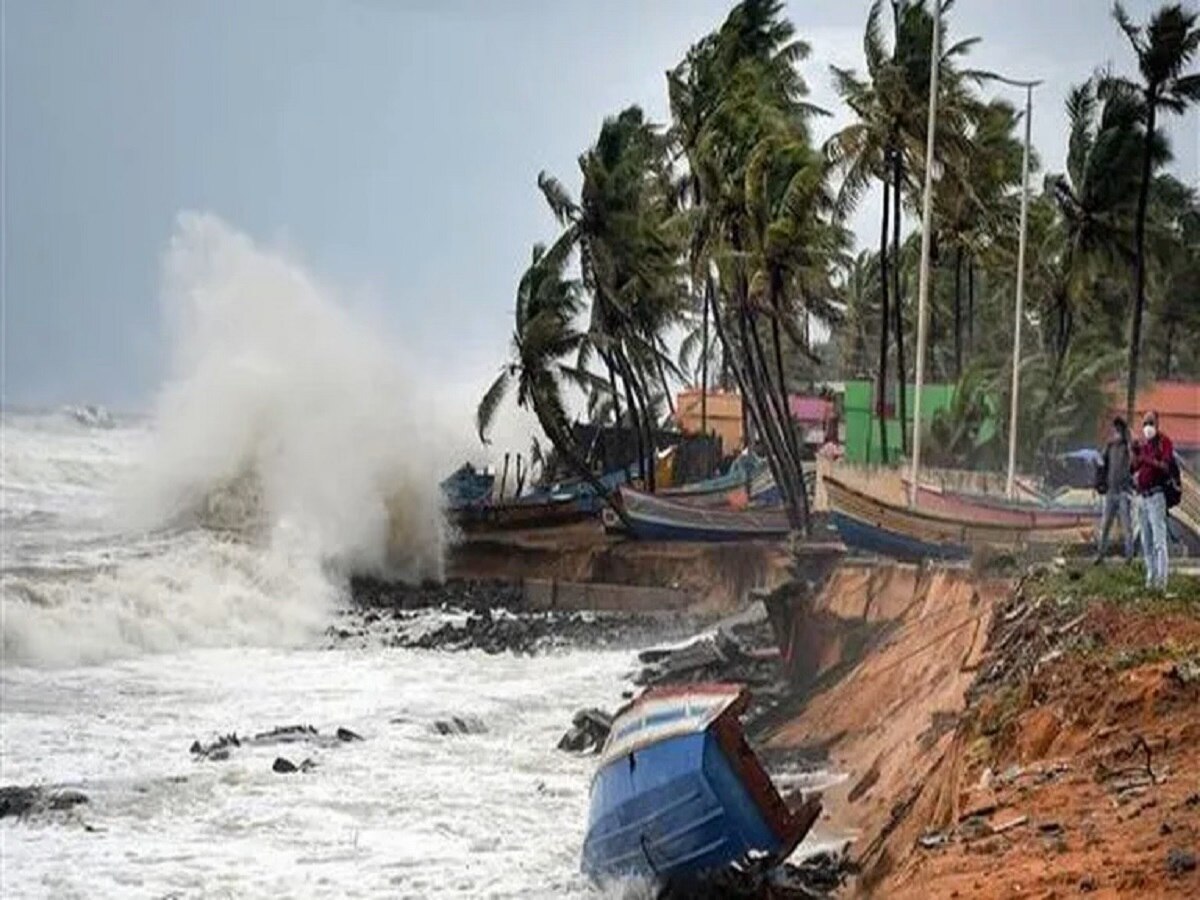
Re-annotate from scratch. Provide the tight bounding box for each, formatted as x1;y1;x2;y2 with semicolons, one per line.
907;0;940;507
1000;77;1039;498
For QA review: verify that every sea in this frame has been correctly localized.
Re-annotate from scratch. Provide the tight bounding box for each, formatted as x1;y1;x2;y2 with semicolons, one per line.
0;214;649;899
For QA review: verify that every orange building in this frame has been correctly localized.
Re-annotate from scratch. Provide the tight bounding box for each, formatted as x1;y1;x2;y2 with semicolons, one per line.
1111;380;1200;463
675;388;743;455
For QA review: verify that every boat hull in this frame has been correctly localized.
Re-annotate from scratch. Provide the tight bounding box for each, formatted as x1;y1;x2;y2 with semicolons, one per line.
826;476;1094;560
582;685;814;884
614;487;791;542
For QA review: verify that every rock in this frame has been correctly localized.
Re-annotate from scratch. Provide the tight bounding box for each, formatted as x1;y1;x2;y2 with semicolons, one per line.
0;786;90;818
1167;848;1197;878
207;747;231;762
255;725;318;744
1079;873;1097;892
432;716;487;736
190;733;240;759
0;786;43;818
272;757;298;774
557;708;612;754
47;790;89;811
336;727;363;742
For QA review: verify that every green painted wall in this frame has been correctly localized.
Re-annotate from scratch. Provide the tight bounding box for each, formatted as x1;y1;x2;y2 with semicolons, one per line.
842;379;960;464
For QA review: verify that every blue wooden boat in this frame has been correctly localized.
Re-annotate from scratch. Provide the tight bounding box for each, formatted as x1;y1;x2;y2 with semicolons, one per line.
825;476;1094;562
440;464;495;508
660;454;765;503
582;684;818;885
606;487;792;542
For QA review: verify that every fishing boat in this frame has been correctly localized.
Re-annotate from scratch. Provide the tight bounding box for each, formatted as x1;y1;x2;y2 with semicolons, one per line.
659;454;765;504
582;684;818;885
909;482;1097;528
440;464;495;508
606;486;792;542
825;476;1094;561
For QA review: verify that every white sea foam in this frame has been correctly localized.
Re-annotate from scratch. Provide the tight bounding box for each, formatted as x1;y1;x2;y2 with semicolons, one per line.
2;213;461;666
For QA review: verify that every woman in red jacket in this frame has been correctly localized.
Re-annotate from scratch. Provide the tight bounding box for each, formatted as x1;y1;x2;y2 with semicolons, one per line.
1131;410;1174;590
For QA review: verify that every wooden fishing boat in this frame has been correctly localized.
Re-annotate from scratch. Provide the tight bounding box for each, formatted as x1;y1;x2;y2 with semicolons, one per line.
825;476;1094;561
582;684;818;885
910;483;1098;529
659;456;764;504
606;486;792;542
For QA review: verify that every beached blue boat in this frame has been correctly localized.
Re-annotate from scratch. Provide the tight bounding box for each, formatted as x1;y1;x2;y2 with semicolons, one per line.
606;487;792;542
582;684;817;885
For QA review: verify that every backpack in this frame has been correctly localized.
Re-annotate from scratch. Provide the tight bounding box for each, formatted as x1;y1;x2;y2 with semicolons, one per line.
1165;454;1183;509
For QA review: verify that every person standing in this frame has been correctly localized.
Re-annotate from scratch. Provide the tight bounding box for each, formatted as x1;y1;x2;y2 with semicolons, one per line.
1094;417;1135;563
1131;410;1174;591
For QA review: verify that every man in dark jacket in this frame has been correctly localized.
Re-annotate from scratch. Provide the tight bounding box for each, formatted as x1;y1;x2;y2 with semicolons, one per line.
1095;417;1134;563
1131;410;1175;590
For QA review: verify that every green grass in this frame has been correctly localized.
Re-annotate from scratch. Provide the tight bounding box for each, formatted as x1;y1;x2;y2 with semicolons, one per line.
1032;563;1200;614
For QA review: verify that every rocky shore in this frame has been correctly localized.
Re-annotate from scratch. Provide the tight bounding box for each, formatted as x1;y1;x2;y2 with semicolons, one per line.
334;576;702;654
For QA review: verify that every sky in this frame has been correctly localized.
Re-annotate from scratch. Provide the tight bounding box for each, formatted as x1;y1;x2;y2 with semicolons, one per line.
3;0;1198;410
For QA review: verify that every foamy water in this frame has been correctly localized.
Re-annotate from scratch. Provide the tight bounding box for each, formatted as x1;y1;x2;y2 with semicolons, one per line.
0;216;646;897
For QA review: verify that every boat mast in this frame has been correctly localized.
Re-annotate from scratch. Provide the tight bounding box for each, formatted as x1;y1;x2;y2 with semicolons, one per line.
907;0;940;507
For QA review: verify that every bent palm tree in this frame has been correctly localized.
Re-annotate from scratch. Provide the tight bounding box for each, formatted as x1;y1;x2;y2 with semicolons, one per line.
476;241;626;518
1103;2;1200;420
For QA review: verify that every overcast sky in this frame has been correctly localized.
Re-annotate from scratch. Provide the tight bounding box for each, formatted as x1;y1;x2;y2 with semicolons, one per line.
4;0;1198;409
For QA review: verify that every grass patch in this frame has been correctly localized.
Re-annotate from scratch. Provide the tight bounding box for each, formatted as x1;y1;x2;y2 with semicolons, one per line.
1031;563;1200;614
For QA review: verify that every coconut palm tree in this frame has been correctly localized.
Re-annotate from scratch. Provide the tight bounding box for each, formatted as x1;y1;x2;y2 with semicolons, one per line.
476;241;623;513
1102;2;1200;420
538;106;686;490
829;0;984;459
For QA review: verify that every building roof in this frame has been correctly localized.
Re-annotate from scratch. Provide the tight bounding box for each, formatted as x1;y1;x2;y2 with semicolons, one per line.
1111;381;1200;449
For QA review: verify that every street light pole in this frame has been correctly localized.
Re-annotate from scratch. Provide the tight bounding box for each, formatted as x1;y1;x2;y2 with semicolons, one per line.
995;76;1041;499
907;0;940;507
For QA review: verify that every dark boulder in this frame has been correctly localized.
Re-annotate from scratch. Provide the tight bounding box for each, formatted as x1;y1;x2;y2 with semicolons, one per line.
336;727;363;742
557;708;613;754
272;757;298;774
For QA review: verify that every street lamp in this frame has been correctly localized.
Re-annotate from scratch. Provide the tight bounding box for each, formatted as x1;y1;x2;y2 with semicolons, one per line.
993;75;1042;499
907;0;941;506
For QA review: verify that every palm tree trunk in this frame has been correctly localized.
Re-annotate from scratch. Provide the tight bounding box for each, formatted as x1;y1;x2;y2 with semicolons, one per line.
627;353;658;493
708;275;802;530
892;151;908;456
1126;99;1156;422
770;305;812;535
954;244;963;377
967;256;975;357
877;176;892;465
700;284;710;435
605;358;623;426
650;337;676;419
741;309;804;529
1163;318;1175;379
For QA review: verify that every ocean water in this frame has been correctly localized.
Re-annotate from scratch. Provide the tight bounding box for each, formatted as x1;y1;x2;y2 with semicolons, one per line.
0;216;649;898
0;409;652;899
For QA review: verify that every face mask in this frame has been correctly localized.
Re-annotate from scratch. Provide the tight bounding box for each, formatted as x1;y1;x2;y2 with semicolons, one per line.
1143;424;1157;440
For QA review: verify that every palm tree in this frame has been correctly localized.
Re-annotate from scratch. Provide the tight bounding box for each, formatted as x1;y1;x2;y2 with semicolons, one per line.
538;106;686;490
829;0;984;460
670;0;825;532
476;241;623;514
1103;2;1200;420
1044;79;1153;371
